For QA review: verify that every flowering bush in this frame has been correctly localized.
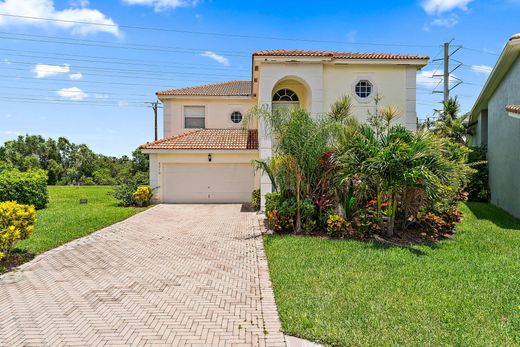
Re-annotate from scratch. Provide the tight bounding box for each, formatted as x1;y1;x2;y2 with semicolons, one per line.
0;201;36;260
132;185;153;207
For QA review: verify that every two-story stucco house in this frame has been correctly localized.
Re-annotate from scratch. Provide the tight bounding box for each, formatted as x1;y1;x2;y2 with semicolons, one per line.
140;50;429;207
468;34;520;218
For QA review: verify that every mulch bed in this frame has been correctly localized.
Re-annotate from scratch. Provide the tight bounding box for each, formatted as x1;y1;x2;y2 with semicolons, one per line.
0;252;35;275
262;219;456;246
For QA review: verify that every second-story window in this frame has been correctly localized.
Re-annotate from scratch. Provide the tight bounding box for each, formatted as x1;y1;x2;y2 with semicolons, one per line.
184;106;205;128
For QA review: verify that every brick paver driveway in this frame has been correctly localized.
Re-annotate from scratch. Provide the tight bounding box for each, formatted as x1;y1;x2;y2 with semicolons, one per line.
0;205;286;346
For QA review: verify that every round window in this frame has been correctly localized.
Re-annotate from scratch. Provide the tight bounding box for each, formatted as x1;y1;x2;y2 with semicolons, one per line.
355;80;373;98
230;111;243;124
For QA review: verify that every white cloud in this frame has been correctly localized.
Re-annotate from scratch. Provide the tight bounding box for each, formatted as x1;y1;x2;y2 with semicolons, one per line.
117;100;129;107
429;14;458;27
417;69;458;90
1;58;10;64
93;93;109;99
69;0;89;7
471;64;493;75
57;87;88;100
33;63;70;78
121;0;198;12
200;51;230;66
69;72;83;80
421;0;473;15
0;0;120;37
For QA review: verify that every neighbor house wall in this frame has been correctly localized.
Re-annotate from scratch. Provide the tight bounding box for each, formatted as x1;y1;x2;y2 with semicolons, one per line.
162;97;257;138
487;57;520;218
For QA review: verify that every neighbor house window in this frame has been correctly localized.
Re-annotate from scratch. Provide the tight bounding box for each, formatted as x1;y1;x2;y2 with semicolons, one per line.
230;111;243;124
355;80;373;98
184;106;205;128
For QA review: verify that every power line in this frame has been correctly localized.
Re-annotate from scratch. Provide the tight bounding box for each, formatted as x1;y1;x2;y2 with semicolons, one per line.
0;96;149;108
2;62;248;80
0;34;251;57
0;13;439;48
0;31;250;56
0;74;229;89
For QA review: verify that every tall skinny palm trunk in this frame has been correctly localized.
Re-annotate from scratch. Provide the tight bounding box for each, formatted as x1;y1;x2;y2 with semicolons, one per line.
386;193;397;237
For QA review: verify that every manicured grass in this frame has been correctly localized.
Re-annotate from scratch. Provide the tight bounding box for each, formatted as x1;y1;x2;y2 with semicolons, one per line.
15;186;146;254
264;203;520;346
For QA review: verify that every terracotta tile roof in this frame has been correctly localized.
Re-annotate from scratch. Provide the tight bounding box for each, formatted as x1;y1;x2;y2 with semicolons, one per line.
253;49;429;60
510;33;520;41
140;129;258;150
157;80;252;96
506;105;520;114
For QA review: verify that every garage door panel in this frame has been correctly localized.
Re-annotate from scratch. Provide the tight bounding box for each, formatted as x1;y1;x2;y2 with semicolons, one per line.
162;163;255;203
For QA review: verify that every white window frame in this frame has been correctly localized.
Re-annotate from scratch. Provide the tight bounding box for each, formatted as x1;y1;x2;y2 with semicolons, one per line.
184;105;206;129
352;77;377;104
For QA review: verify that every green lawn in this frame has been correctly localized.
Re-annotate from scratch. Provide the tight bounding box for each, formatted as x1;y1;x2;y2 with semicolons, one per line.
264;202;520;346
15;186;146;254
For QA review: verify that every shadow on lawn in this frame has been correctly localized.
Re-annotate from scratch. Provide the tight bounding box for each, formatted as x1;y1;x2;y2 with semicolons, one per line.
466;202;520;230
366;238;443;257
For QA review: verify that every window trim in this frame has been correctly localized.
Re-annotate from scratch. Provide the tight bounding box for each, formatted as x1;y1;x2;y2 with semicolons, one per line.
183;105;206;129
351;77;377;103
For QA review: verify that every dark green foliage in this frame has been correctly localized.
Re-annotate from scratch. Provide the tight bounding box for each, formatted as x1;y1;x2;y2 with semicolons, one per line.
110;174;149;207
0;169;48;209
251;189;261;211
466;146;489;201
265;192;282;213
0;135;149;186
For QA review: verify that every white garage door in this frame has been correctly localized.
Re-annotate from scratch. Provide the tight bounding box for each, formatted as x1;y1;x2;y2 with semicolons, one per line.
162;163;255;203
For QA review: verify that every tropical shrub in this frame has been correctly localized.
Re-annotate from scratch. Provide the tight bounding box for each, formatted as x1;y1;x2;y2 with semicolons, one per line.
133;185;153;207
0;201;36;260
466;146;489;201
254;95;472;239
251;189;261;211
326;213;351;237
0;169;48;209
265;192;282;213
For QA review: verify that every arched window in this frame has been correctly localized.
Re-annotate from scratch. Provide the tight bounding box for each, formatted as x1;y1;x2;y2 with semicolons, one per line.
272;88;299;102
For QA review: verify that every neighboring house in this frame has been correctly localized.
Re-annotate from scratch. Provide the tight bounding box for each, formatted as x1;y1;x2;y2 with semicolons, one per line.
140;50;429;207
469;33;520;218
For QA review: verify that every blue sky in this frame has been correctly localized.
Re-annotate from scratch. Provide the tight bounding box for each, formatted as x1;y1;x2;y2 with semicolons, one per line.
0;0;518;156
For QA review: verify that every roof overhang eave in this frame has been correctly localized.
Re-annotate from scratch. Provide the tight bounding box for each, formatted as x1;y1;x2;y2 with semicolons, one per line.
156;94;254;100
470;38;520;119
140;148;259;154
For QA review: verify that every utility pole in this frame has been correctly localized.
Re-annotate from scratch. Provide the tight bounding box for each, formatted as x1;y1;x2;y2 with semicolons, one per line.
145;101;162;141
433;39;462;102
443;42;450;102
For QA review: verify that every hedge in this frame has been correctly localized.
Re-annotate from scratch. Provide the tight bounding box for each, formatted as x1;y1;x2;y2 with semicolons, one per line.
0;169;48;209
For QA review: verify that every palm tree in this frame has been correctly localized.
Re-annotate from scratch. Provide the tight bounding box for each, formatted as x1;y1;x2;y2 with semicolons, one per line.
251;106;333;232
337;123;466;237
433;97;469;144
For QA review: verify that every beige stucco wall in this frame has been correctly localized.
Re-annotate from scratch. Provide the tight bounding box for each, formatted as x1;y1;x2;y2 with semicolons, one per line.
146;151;259;202
323;64;416;129
162;97;257;138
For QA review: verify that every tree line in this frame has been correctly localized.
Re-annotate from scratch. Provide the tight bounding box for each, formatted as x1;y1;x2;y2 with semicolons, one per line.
0;135;148;186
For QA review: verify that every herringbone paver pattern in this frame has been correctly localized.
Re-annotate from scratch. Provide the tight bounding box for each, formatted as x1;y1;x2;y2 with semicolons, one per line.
0;205;286;347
